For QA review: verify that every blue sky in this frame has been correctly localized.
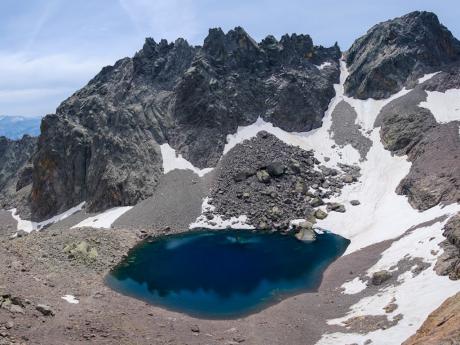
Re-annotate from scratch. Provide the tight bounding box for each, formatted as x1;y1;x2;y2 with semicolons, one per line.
1;0;459;117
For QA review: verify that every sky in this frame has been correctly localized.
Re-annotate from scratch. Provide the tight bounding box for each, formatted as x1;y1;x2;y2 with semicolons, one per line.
1;0;459;117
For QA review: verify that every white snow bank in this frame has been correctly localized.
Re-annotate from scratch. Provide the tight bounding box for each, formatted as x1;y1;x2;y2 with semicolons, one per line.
72;206;132;229
160;143;213;177
318;217;459;345
10;202;85;233
417;72;439;84
187;60;460;344
61;295;79;304
189;197;254;230
316;128;460;254
316;62;332;70
420;88;460;124
341;277;367;295
344;88;411;132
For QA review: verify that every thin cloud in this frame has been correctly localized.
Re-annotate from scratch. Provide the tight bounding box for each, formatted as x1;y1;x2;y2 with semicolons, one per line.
0;52;111;89
0;52;111;115
23;0;62;52
118;0;199;43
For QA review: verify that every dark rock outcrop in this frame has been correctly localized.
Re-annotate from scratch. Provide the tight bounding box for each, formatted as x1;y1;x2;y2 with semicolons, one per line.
435;213;460;280
376;88;437;155
376;83;460;211
31;28;341;220
403;292;460;345
396;122;460;210
345;11;460;99
423;61;460;92
0;135;37;209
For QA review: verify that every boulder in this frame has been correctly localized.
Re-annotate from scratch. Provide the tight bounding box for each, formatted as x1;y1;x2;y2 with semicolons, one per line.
289;159;301;174
342;174;354;183
36;304;54;316
371;270;392;286
256;170;271;183
310;198;324;207
267;162;286;177
295;222;316;241
327;203;346;213
314;209;328;219
233;169;255;182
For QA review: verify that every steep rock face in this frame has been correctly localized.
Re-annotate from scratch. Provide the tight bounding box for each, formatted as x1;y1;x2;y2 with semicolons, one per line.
31;27;341;220
396;122;460;210
345;11;460;99
0;136;37;208
375;54;460;211
435;213;460;280
376;88;437;155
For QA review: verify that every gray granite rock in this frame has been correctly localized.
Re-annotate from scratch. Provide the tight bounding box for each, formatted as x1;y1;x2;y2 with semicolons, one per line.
30;27;340;220
345;11;460;99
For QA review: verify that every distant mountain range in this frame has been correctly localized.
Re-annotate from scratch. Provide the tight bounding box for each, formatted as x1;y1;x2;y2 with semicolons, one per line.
0;115;41;139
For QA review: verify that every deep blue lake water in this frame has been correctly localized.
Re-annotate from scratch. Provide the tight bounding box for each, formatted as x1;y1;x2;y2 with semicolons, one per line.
106;229;349;319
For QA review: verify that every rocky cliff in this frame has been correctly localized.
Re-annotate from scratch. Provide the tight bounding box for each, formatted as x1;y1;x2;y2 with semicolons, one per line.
7;11;459;221
0;135;37;209
30;28;340;220
403;291;460;345
376;66;460;211
345;11;460;99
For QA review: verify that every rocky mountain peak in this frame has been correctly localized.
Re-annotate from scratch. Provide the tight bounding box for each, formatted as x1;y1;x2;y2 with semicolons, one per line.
203;26;261;67
27;25;341;220
345;11;460;99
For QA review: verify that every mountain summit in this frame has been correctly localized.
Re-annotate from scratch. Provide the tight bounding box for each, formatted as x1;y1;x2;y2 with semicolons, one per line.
30;28;340;219
345;11;460;99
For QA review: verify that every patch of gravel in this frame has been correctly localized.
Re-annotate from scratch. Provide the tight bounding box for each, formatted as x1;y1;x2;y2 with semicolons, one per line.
342;313;403;333
114;169;209;232
206;132;360;230
329;100;372;160
0;210;16;237
0;214;446;345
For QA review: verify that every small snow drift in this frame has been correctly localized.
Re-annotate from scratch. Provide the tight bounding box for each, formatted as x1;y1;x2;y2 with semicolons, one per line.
61;295;79;304
160;143;213;177
10;202;85;233
72;206;133;229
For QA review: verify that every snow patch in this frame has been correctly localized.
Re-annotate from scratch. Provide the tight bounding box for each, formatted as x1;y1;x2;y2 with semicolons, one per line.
417;72;439;84
61;295;79;304
160;143;213;177
72;206;133;229
420;88;460;123
316;62;332;70
341;277;367;295
10;202;85;233
189;197;254;230
344;89;411;132
319;218;459;345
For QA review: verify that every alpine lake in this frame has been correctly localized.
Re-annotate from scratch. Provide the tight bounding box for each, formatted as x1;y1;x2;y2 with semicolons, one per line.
106;229;350;319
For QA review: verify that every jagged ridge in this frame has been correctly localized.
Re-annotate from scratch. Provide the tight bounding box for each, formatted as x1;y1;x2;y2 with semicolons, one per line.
30;27;341;220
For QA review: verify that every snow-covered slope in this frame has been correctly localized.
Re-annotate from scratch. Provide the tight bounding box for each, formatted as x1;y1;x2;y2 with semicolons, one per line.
186;61;460;344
